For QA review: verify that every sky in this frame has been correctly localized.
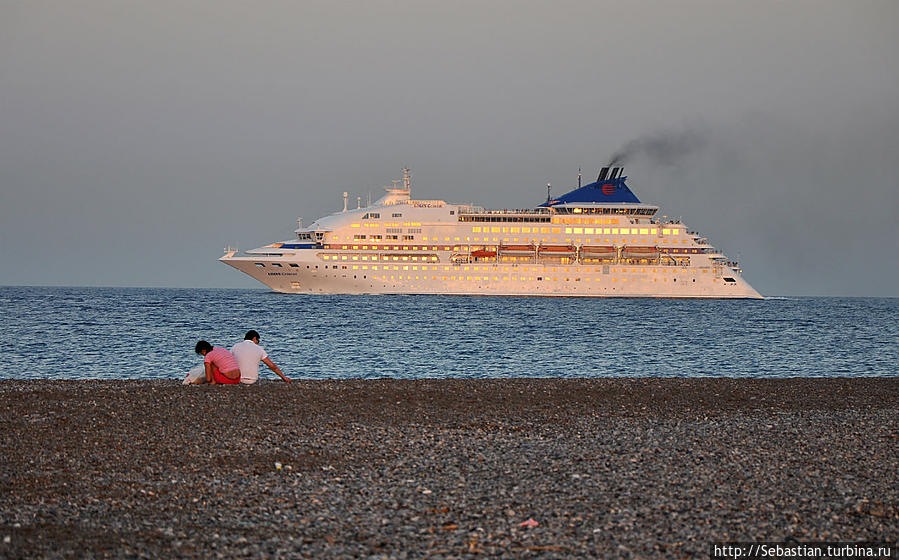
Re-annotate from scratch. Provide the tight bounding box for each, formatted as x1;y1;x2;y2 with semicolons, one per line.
1;0;897;296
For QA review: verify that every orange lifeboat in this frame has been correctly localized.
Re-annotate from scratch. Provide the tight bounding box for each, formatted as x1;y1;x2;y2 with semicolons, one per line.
538;244;576;254
498;244;536;254
580;245;616;255
621;246;659;260
470;249;497;258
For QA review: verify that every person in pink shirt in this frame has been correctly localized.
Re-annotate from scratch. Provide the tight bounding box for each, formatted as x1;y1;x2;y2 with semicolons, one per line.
194;340;241;385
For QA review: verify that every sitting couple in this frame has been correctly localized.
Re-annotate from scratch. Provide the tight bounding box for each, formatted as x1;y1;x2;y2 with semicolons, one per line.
194;330;291;385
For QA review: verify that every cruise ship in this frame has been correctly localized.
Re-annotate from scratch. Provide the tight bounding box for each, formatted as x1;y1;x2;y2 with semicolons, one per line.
220;167;762;298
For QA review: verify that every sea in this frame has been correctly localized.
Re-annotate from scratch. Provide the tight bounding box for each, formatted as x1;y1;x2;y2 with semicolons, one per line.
0;286;896;380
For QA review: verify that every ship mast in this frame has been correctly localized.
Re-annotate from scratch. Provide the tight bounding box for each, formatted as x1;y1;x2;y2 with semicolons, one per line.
402;167;411;195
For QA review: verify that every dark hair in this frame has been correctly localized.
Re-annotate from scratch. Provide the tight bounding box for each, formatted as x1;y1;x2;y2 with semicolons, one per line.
244;330;260;341
195;340;213;354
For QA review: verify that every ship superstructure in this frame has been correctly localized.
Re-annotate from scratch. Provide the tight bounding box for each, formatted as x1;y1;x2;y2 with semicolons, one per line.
220;167;761;298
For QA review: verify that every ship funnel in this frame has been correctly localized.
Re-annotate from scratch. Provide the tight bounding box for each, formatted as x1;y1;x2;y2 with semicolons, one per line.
598;167;610;181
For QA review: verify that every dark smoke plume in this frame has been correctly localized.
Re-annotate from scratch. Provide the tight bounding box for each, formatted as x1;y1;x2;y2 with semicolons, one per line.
608;128;708;167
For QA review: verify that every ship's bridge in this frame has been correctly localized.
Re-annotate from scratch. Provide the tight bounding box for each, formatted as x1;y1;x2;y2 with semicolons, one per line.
539;167;658;217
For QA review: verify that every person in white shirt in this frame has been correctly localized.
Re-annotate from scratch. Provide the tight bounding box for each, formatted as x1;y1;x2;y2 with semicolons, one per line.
230;330;291;384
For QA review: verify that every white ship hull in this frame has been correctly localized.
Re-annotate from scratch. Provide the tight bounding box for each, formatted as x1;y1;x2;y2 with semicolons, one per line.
221;252;761;298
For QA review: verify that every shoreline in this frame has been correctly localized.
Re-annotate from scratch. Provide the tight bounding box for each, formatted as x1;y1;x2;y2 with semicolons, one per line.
2;379;897;558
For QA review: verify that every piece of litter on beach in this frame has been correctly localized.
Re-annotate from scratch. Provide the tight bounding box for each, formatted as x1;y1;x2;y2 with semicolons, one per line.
274;462;282;470
3;535;11;544
421;488;432;495
519;518;539;528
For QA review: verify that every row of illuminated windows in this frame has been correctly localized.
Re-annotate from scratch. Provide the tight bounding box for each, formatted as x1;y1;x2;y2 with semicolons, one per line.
328;242;692;254
471;226;681;235
473;226;561;234
262;261;711;276
333;243;689;251
332;235;691;245
552;217;619;224
450;265;706;273
346;223;682;236
334;264;709;274
468;238;691;245
322;254;440;262
369;275;696;283
332;245;452;251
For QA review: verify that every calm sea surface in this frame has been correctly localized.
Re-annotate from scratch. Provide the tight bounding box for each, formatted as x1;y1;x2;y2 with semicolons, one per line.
1;287;896;380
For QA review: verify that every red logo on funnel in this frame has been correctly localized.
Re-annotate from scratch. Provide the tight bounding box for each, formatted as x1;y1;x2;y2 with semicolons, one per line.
601;183;615;195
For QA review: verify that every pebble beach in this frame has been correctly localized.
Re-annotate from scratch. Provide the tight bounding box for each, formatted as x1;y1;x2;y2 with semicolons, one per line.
1;378;897;558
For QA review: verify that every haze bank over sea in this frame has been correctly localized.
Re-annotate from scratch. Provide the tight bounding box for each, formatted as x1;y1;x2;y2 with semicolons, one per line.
1;287;895;380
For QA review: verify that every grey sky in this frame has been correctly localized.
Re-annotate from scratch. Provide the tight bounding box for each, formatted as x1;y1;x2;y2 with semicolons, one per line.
1;0;897;296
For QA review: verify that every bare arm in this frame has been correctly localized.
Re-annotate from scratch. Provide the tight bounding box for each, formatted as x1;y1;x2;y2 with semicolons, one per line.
205;362;217;384
262;357;291;383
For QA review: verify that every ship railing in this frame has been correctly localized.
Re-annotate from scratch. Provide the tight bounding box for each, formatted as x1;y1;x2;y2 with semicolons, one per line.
457;208;552;216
